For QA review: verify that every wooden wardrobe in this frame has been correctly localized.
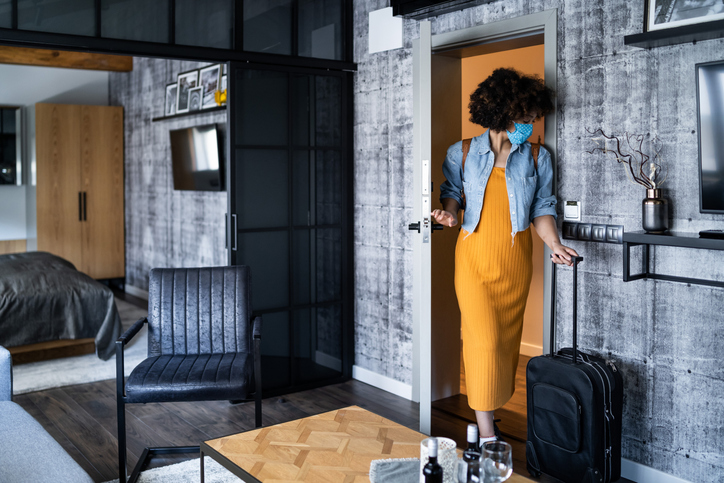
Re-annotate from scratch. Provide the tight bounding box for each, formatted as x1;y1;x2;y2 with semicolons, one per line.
36;103;124;280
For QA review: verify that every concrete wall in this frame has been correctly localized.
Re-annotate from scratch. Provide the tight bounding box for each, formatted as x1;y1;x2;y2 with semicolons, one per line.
109;58;227;292
352;1;724;481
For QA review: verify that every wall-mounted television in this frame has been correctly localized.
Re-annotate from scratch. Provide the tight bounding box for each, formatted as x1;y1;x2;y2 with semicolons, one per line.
169;124;224;191
696;60;724;214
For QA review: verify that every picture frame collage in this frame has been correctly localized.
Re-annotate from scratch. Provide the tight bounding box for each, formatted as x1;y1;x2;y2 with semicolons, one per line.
164;63;228;117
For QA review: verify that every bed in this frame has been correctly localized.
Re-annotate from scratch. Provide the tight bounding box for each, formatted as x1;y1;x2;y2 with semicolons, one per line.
0;252;122;361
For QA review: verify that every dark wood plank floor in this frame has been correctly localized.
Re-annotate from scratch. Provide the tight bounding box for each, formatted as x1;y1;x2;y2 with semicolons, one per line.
13;290;621;482
15;376;422;482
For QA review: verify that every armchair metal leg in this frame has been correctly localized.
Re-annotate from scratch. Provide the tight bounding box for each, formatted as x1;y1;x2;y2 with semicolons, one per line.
117;398;127;483
254;336;262;428
255;390;262;428
127;446;199;483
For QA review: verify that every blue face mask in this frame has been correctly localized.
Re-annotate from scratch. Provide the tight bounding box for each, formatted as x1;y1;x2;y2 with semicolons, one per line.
506;123;534;145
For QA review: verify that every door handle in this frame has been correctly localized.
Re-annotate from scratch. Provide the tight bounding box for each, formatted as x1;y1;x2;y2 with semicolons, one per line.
409;222;444;234
82;192;87;221
78;192;82;221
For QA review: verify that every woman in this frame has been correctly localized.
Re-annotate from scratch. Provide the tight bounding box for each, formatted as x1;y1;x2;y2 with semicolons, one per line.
431;68;578;446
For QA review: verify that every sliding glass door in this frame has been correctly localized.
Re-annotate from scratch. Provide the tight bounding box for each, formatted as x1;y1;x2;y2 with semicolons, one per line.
227;61;351;395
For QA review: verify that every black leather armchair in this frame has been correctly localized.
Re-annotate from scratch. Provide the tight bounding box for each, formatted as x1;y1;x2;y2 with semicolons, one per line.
116;266;262;483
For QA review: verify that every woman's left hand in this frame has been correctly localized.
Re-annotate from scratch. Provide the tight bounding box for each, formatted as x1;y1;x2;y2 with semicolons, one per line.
550;242;579;266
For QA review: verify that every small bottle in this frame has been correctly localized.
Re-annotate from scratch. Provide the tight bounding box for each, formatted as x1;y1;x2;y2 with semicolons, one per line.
462;424;482;483
463;424;479;458
423;438;444;483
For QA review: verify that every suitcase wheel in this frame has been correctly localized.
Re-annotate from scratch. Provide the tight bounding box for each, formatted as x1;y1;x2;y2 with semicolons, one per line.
527;462;541;478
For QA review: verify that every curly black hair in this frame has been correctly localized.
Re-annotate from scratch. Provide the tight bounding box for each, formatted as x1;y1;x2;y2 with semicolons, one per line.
468;68;554;132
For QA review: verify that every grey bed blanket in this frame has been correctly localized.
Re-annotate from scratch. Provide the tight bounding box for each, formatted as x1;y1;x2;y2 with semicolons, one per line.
0;252;122;360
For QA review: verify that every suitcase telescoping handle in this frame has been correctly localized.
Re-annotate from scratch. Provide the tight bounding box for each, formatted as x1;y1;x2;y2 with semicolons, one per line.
550;255;584;363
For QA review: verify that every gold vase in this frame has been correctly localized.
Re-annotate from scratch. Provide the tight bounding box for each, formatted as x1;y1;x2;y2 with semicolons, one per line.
642;188;668;233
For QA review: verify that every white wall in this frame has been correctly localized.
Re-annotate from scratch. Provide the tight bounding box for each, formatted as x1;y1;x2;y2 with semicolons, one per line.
0;64;110;244
0;64;109;106
0;185;27;240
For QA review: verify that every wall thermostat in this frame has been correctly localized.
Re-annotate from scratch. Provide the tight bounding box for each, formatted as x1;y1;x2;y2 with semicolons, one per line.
564;201;581;222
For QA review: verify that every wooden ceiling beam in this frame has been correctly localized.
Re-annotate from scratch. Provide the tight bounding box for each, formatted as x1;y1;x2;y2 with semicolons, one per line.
0;46;132;72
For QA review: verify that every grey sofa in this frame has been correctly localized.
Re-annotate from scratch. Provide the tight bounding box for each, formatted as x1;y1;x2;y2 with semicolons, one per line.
0;345;94;483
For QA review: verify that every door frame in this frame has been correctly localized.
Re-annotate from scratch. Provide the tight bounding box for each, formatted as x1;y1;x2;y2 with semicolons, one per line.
412;9;559;434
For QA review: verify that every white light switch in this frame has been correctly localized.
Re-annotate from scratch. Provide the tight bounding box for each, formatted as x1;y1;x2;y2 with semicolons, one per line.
564;201;581;222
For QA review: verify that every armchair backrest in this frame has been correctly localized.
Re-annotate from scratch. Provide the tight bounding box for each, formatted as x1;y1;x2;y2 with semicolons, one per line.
147;266;252;357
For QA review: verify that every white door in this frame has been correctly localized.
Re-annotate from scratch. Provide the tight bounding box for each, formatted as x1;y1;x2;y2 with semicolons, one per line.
411;21;433;435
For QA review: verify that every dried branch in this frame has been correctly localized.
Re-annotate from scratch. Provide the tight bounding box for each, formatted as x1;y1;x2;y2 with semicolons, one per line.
585;128;667;189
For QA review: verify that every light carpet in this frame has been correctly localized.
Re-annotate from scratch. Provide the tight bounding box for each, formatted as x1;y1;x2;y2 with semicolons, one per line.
103;457;240;483
12;298;149;395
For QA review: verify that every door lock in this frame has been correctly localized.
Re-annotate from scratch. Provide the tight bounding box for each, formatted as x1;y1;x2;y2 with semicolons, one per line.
408;222;444;233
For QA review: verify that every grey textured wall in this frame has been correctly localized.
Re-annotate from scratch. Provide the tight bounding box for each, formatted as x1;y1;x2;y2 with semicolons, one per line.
353;0;724;481
110;58;227;291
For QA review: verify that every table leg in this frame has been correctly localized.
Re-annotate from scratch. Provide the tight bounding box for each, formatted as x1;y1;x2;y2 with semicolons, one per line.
200;449;205;483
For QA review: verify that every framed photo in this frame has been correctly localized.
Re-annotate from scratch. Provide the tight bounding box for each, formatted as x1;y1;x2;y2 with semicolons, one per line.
164;83;177;116
646;0;724;32
176;69;199;114
188;86;202;112
199;64;221;109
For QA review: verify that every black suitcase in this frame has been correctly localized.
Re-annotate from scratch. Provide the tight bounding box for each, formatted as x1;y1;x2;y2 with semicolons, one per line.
526;256;623;483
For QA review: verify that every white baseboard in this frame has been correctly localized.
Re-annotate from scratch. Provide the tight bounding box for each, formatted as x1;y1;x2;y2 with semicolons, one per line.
124;284;149;300
622;458;691;483
352;365;413;401
519;341;543;358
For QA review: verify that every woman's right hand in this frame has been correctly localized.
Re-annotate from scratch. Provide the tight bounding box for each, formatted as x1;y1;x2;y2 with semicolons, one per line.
431;209;458;227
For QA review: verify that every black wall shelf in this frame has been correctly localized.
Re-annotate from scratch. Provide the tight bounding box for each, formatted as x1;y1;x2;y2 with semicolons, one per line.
624;19;724;49
152;105;226;122
623;231;724;288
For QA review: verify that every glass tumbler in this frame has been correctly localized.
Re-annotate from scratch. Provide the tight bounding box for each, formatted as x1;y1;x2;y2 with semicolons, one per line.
481;441;513;482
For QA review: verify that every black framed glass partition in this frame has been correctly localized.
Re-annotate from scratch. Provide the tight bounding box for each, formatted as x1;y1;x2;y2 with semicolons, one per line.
0;0;352;65
227;62;352;395
0;1;355;398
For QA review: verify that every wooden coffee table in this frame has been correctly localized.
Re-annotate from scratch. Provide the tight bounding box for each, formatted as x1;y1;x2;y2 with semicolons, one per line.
200;405;532;482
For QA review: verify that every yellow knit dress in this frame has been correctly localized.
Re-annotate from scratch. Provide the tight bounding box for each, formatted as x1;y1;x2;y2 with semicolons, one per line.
456;167;533;412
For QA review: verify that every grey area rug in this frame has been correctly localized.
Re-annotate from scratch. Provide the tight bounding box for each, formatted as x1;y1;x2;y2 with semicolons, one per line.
103;457;239;483
12;298;149;395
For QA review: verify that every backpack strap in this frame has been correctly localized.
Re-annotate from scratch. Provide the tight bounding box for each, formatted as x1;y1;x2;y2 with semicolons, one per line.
460;138;472;211
531;143;540;171
462;138;472;172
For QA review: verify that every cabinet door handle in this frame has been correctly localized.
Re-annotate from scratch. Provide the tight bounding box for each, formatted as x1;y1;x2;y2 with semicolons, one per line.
83;192;87;221
78;192;82;221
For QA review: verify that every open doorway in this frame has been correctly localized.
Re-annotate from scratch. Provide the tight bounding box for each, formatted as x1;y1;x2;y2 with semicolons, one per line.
429;37;547;443
411;10;559;444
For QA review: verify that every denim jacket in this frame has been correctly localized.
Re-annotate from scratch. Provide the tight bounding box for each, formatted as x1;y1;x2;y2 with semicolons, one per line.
439;130;557;241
